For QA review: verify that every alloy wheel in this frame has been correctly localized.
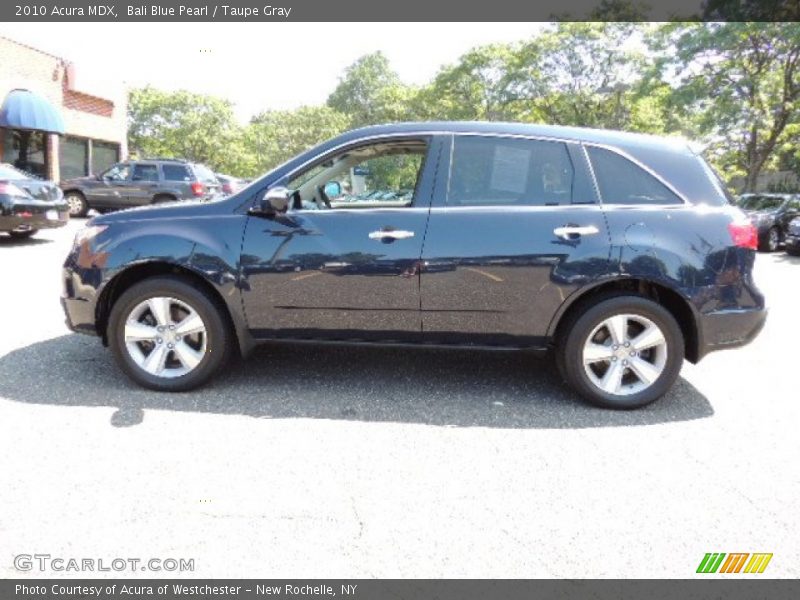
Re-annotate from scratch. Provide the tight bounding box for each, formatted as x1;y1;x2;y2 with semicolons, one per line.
582;313;668;396
66;194;84;216
124;296;207;378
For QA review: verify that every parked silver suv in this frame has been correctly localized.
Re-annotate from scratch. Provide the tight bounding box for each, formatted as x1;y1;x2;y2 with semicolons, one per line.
61;158;221;217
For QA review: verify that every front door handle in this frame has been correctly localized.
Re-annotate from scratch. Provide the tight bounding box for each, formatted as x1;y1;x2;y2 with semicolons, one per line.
553;225;600;240
368;229;415;241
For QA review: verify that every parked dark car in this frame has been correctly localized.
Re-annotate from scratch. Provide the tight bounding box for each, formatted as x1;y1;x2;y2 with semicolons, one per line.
783;217;800;256
216;173;245;196
60;159;222;217
1;163;69;239
738;193;800;252
61;122;766;409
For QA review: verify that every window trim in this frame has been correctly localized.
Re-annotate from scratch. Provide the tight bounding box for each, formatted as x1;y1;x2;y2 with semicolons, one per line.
279;135;434;213
246;129;691;212
444;133;578;208
131;163;160;183
582;142;690;207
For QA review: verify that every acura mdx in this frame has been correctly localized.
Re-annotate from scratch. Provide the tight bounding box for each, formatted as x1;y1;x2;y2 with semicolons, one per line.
61;122;766;408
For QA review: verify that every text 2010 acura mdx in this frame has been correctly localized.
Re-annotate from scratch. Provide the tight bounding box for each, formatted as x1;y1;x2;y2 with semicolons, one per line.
61;122;766;408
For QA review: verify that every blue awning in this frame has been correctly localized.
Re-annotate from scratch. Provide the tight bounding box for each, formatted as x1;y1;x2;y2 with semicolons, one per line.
0;89;65;135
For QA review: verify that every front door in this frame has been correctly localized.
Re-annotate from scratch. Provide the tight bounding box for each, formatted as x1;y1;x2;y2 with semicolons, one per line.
89;162;132;209
420;134;612;347
240;136;442;342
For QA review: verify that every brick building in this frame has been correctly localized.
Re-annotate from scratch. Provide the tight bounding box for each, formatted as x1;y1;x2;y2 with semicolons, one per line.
0;35;127;182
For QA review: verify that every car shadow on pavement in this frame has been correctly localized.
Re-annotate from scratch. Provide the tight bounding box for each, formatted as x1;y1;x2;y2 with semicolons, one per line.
0;235;53;247
773;252;800;264
0;334;714;429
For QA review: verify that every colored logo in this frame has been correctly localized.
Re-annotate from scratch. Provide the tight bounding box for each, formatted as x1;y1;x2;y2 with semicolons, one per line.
697;553;773;574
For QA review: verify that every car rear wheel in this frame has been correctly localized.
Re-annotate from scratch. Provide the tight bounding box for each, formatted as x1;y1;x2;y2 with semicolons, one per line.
65;192;88;217
108;277;232;391
557;294;684;409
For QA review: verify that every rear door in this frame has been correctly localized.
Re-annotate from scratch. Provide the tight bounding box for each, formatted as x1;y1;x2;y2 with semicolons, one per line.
240;135;442;342
420;134;611;347
128;163;161;206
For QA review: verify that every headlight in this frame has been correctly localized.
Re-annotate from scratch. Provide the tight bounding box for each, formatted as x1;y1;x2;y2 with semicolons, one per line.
74;224;108;246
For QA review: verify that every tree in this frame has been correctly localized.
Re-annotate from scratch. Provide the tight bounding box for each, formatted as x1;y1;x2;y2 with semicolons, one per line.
327;52;405;127
508;23;650;129
420;44;520;121
655;23;800;191
246;105;350;173
128;86;248;175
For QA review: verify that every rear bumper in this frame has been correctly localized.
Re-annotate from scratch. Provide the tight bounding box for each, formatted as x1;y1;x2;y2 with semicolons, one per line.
1;211;69;232
695;306;767;361
784;234;800;250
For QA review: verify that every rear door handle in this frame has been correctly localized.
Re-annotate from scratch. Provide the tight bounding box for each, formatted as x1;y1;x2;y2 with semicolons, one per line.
369;229;415;241
553;225;600;240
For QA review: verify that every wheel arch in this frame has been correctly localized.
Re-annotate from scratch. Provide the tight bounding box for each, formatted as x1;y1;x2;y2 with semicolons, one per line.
95;261;254;358
549;277;701;363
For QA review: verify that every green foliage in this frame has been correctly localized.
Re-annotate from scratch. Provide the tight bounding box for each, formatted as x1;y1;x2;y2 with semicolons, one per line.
652;22;800;191
326;52;409;127
128;86;249;177
246;106;350;174
127;23;800;189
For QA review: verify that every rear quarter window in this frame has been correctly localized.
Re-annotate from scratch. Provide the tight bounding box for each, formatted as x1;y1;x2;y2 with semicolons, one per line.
587;146;683;205
191;164;218;184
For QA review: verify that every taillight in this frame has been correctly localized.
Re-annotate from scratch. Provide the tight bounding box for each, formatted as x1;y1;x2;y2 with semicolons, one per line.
728;221;758;250
190;181;205;197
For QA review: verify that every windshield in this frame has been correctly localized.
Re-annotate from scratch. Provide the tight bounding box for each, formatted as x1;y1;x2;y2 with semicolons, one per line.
0;164;28;180
740;195;785;211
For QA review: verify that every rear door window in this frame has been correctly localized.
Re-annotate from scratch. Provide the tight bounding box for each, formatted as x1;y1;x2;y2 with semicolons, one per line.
131;164;159;182
447;136;574;206
162;164;191;181
587;146;683;205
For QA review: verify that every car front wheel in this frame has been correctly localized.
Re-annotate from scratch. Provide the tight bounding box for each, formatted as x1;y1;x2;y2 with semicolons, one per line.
763;227;780;252
108;276;232;391
557;294;684;409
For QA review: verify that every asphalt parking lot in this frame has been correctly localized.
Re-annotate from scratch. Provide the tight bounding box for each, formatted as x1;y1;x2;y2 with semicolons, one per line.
0;219;798;578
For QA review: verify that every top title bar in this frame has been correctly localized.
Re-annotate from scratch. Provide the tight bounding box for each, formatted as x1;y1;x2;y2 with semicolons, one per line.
1;0;798;22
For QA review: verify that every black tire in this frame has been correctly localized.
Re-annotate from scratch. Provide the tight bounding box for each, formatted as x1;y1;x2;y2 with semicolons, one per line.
786;247;800;257
761;227;780;253
152;194;177;204
556;293;684;409
65;191;88;217
108;276;233;391
8;229;38;239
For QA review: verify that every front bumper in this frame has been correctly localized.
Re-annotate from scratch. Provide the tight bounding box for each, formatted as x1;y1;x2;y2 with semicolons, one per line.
695;306;767;361
61;247;105;337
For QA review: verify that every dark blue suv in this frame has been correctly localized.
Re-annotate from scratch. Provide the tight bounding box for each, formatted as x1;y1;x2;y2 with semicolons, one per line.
61;122;766;408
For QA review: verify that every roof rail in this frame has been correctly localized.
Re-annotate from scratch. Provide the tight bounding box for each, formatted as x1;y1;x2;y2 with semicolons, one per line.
140;157;189;163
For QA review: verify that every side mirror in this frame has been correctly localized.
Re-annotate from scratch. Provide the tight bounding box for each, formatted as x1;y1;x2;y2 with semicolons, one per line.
252;186;290;217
